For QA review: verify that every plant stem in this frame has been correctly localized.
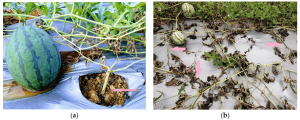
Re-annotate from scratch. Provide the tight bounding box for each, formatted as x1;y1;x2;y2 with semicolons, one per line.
50;2;57;27
3;14;42;20
175;11;181;30
188;93;202;110
3;35;11;38
113;16;146;29
58;34;117;40
119;27;146;39
62;18;66;32
53;19;98;35
102;70;110;92
113;58;146;72
113;9;128;27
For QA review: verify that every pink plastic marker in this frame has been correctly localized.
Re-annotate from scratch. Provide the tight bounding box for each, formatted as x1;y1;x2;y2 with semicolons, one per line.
265;42;282;46
111;89;137;92
196;60;201;77
171;47;186;52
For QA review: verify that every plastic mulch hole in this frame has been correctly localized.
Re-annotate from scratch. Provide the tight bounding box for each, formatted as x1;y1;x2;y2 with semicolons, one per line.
79;72;128;107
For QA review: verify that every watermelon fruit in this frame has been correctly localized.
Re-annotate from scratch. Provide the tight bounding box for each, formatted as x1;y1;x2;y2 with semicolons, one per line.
5;25;61;91
171;31;185;45
182;3;195;18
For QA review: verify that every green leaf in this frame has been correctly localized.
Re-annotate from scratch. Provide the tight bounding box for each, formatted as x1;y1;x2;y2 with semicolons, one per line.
127;11;135;22
111;11;120;19
103;11;112;19
16;9;22;14
108;2;114;6
219;62;224;66
204;52;211;57
126;4;132;10
25;2;36;15
272;18;280;24
89;7;97;13
63;3;76;20
114;15;126;23
109;29;119;36
212;51;215;57
87;2;100;9
46;2;54;12
61;8;71;19
160;4;167;11
222;58;227;62
154;91;163;103
105;19;114;25
178;82;185;95
240;55;244;59
208;58;212;61
213;56;218;61
133;2;146;9
97;2;110;23
87;23;94;30
114;2;126;14
35;4;50;18
130;33;140;39
63;2;70;12
88;11;100;22
74;2;84;10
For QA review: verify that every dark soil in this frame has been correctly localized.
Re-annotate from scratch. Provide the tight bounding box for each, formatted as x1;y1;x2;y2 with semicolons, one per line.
79;73;128;106
59;49;103;73
3;9;42;26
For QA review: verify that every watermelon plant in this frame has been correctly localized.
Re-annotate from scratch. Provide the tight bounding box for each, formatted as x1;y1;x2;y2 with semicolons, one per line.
3;2;146;99
153;2;297;110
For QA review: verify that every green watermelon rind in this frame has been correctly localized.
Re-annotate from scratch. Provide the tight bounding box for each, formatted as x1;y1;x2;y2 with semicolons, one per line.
171;31;185;45
5;25;61;91
182;3;195;18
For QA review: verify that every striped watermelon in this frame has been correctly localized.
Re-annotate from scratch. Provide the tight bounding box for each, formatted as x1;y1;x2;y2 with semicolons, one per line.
171;31;185;45
182;3;195;18
5;25;61;91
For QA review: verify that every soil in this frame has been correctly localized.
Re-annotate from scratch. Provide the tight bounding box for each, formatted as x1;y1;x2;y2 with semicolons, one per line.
3;9;43;35
3;9;42;26
79;73;128;106
60;49;103;73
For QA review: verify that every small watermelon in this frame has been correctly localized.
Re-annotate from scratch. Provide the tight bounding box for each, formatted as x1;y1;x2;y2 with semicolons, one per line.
171;31;185;45
5;25;61;91
182;3;195;18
